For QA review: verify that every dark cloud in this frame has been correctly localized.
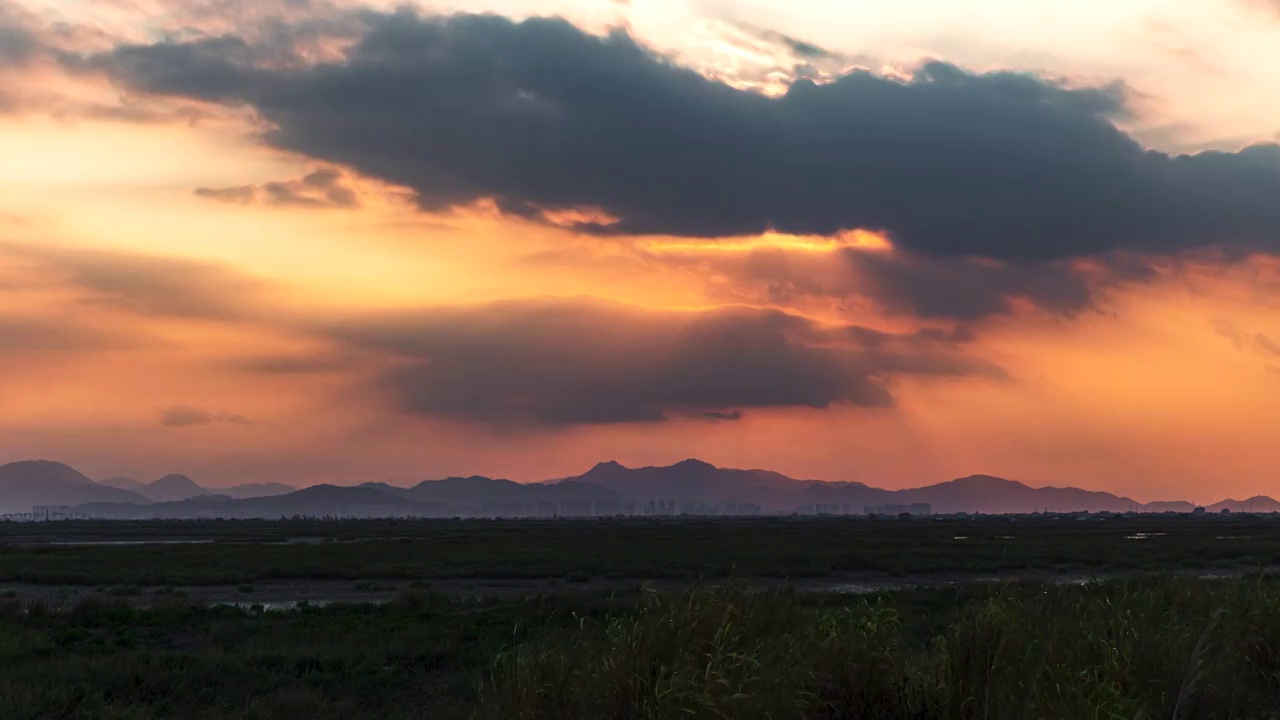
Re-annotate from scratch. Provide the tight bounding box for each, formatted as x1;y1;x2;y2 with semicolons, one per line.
322;298;1001;425
702;410;744;421
90;11;1280;262
0;24;35;65
744;26;839;60
0;242;268;320
160;405;250;427
849;251;1093;320
660;243;1097;321
195;169;359;208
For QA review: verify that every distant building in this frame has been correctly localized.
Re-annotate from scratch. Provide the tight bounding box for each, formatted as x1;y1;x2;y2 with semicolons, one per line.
864;503;931;517
32;505;71;521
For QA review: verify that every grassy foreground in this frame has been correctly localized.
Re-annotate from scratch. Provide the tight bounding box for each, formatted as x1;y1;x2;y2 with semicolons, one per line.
4;577;1280;719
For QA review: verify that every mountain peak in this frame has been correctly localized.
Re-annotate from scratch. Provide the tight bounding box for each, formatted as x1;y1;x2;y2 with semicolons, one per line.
146;474;207;502
0;460;149;512
0;460;95;487
949;474;1021;487
590;460;625;471
671;458;716;471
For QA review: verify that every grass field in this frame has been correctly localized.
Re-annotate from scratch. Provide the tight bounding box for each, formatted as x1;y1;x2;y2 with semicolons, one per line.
5;517;1280;718
4;576;1280;719
1;515;1278;586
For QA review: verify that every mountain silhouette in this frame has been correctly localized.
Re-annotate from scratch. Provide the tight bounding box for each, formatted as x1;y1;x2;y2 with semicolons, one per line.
97;474;293;502
145;474;208;503
221;482;296;500
61;473;624;519
4;459;1278;518
98;476;148;492
1209;496;1280;513
0;461;150;513
571;458;838;507
558;461;1268;515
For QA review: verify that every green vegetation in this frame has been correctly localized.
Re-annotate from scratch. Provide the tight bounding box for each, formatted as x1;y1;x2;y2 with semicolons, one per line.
481;578;1280;719
0;591;601;720
1;515;1278;586
2;577;1280;719
4;517;1280;718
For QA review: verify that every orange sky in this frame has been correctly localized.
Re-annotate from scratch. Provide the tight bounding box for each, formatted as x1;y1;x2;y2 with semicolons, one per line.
2;0;1280;502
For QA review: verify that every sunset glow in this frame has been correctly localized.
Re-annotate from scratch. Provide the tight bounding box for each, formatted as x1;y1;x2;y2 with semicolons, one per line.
2;0;1280;503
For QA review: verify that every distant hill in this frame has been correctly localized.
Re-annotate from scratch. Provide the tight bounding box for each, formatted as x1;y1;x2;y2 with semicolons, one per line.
146;474;208;503
221;482;295;500
0;461;150;513
1209;496;1280;514
76;485;417;520
71;475;624;520
220;485;423;518
98;475;293;502
1143;500;1198;513
569;459;847;508
98;476;147;492
6;458;1279;519
885;475;1148;515
556;461;1238;515
399;475;622;507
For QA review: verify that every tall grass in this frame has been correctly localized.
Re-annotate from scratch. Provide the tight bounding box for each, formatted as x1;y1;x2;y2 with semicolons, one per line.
479;577;1280;719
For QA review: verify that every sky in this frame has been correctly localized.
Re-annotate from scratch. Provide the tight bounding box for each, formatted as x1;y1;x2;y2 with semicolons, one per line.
1;0;1279;501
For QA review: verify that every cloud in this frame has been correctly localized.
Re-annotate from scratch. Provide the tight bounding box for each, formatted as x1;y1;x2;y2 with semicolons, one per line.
726;245;1097;320
89;11;1280;262
1211;318;1280;359
0;316;122;352
0;242;270;320
740;25;840;61
851;250;1119;320
160;405;250;427
229;353;356;374
0;23;36;65
1212;317;1245;350
195;169;359;208
321;298;1001;426
227;351;360;371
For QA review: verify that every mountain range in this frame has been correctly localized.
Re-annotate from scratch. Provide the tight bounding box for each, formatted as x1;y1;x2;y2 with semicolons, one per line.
96;474;295;503
0;458;1275;518
0;461;294;514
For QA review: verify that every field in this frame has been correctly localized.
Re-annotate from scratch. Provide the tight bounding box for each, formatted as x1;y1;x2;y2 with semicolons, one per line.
4;516;1280;719
4;577;1280;718
1;515;1278;588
